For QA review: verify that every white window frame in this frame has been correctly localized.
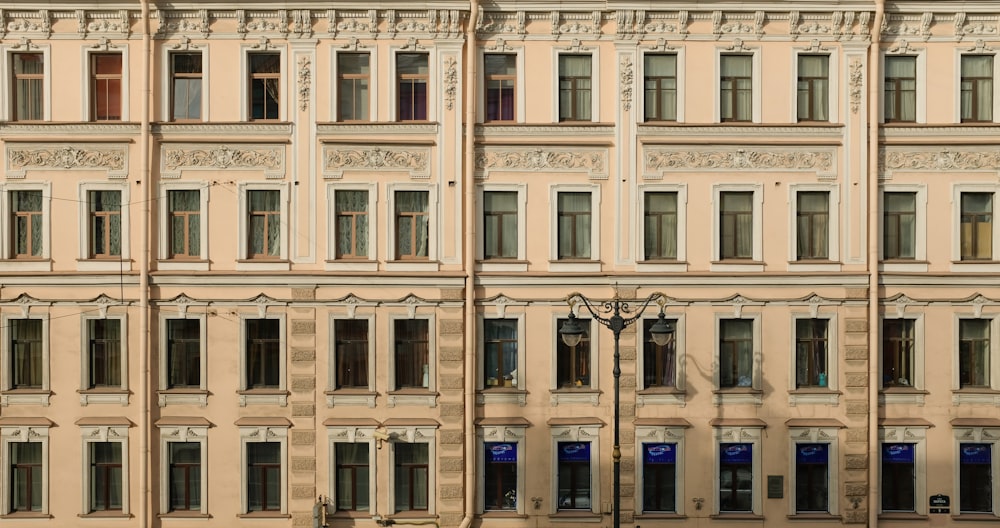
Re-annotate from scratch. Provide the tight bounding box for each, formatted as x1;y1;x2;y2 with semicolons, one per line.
80;313;129;405
638;48;686;123
387;314;436;404
788;427;840;516
879;314;926;404
327;426;378;514
788;184;841;270
160;46;210;122
477;314;526;406
81;45;130;122
328;313;376;394
878;425;928;515
952;184;1000;270
634;425;686;515
952;426;1000;517
240;45;286;122
1;44;52;122
158;182;209;271
711;184;763;272
714;425;763;516
477;183;527;272
238;312;286;406
388;47;435;122
715;48;761;123
478;47;526;123
549;184;601;272
477;424;527;514
954;314;1000;399
237;182;290;271
0;312;49;406
637;183;687;271
552;50;600;123
157;423;209;516
636;314;686;401
77;182;132;272
385;183;439;272
239;424;289;515
158;312;208;407
953;50;1000;124
713;313;763;406
548;424;601;515
550;314;601;406
789;313;839;400
326;183;378;271
880;184;928;273
331;49;377;122
0;422;49;515
790;50;839;123
79;423;130;516
880;50;926;124
0;182;52;272
387;425;437;514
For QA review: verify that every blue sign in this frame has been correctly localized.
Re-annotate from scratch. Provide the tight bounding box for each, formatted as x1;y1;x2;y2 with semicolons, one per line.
643;443;676;464
720;443;752;464
796;443;828;465
882;443;914;463
485;442;517;463
558;442;590;462
961;444;991;465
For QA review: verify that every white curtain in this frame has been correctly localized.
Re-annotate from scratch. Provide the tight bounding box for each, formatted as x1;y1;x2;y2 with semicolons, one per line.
721;56;752;121
483;192;517;258
336;190;368;257
559;56;592;120
644;192;677;259
884;193;916;258
558;193;591;259
798;55;828;121
395;191;428;258
644;55;677;121
885;57;916;121
962;55;993;121
11;319;42;388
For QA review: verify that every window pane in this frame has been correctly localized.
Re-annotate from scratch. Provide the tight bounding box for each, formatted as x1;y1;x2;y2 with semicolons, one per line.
960;443;992;513
795;443;829;512
960;319;991;388
335;319;369;388
394;319;429;389
484;319;517;388
881;443;915;511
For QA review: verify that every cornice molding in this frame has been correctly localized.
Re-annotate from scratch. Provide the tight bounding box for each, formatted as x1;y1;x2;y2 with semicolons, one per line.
316;123;438;135
475;124;614;137
6;143;128;179
636;124;843;138
160;143;285;179
0;122;141;136
152;122;293;137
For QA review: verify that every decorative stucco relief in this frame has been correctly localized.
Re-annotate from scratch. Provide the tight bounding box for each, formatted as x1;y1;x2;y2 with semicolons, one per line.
475;8;526;37
475;147;608;180
644;147;835;179
323;146;430;179
5;9;51;38
7;144;127;179
620;56;633;111
156;9;209;38
443;56;458;110
86;10;131;36
880;147;1000;178
849;58;864;114
297;56;311;112
161;144;284;179
954;13;998;41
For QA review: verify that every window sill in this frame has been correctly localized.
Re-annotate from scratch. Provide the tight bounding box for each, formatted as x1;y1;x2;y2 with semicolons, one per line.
79;511;131;518
636;513;686;520
235;259;290;272
478;260;529;273
325;389;377;408
710;260;764;272
880;386;927;406
787;513;842;521
326;510;374;519
384;260;440;272
386;390;438;408
0;512;52;519
158;511;211;519
710;513;763;520
76;259;133;272
0;259;52;272
550;388;601;406
636;387;686;407
157;259;210;272
477;389;528;407
324;259;378;272
237;512;291;519
549;511;602;522
386;512;437;521
952;388;1000;406
950;260;1000;272
78;388;130;406
880;260;929;273
636;260;688;273
238;389;289;407
158;388;209;407
713;388;763;406
788;388;840;406
548;260;602;273
787;260;841;272
0;389;52;407
878;512;927;520
953;513;1000;521
480;511;527;519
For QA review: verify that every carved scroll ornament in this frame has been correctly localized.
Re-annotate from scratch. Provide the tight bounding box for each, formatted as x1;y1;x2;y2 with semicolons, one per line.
476;147;608;179
161;144;284;178
7;144;127;178
323;146;430;179
644;147;835;179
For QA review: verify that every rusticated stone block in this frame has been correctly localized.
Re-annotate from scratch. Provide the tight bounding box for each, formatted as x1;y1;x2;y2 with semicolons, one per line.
845;287;869;299
619;486;634;498
292;512;313;528
845;373;868;387
291;376;315;392
846;429;868;443
440;320;464;335
439;375;464;390
440;430;464;445
290;347;315;362
621;511;635;523
292;485;316;499
844;346;868;360
619;346;636;360
844;509;868;523
292;403;315;417
440;288;464;300
439;485;463;499
845;482;868;496
291;431;315;446
439;346;463;362
291;320;316;335
845;319;869;333
439;512;465;527
620;403;636;417
844;454;868;470
291;287;316;301
620;375;636;388
440;456;464;472
620;430;634;444
621;459;635;472
846;400;869;414
291;457;316;471
440;403;464;416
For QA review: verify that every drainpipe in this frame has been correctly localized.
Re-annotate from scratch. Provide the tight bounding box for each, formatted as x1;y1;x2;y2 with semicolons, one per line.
459;1;479;528
138;1;152;526
868;1;885;527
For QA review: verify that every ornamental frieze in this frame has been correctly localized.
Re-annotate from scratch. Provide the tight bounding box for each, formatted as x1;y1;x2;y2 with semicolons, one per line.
161;144;284;179
879;147;1000;178
644;147;835;179
323;146;430;179
6;144;127;179
475;147;608;180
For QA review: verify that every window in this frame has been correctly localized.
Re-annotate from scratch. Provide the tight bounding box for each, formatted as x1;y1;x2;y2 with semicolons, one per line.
245;319;280;389
91;54;122;121
248;53;280;121
12;53;43;121
397;53;428;121
642;443;677;512
10;442;42;512
89;442;123;512
335;190;369;259
166;319;200;389
247;190;281;259
720;55;752;122
644;54;677;121
9;319;42;389
557;192;592;259
794;444;829;513
643;318;677;388
394;190;429;260
393;319;429;390
10;190;42;259
883;192;916;260
559;55;592;121
881;443;916;512
960;319;991;388
483;442;517;511
960;443;992;513
884;56;916;122
87;318;122;389
644;192;678;260
882;319;915;388
89;190;121;259
557;442;591;510
797;55;829;121
961;192;993;261
719;443;752;512
338;53;370;121
170;53;202;121
394;443;429;512
247;442;281;511
719;319;752;388
795;319;828;388
961;55;993;123
168;190;200;259
483;191;517;260
719;191;753;260
168;442;201;511
334;319;368;389
483;319;517;389
796;192;829;260
484;54;515;122
335;443;370;511
556;317;590;389
157;421;208;515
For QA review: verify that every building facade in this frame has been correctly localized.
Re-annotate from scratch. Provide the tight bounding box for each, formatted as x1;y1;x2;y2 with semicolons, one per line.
0;1;998;527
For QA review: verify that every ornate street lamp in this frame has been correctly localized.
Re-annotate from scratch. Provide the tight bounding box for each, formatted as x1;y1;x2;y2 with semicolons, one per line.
559;291;674;528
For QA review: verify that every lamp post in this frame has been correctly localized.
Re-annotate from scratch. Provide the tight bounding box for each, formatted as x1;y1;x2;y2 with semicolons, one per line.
559;292;674;528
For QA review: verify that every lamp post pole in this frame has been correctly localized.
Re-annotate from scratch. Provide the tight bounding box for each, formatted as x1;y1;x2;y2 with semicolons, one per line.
560;292;674;528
